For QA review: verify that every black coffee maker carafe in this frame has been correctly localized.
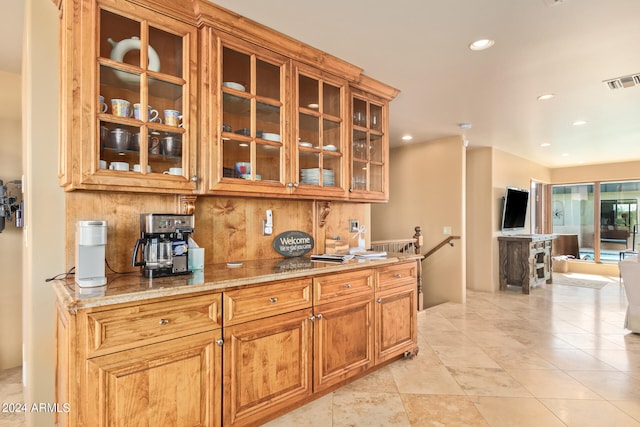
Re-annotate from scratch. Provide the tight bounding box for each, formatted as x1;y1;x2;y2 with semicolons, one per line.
132;213;194;278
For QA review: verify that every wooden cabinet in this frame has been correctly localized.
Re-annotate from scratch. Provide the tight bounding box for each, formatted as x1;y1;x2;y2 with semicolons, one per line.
375;262;419;363
313;295;374;392
56;293;223;427
223;309;313;426
498;235;554;294
86;332;220;426
222;279;313;425
58;0;199;193
349;88;390;201
57;0;398;199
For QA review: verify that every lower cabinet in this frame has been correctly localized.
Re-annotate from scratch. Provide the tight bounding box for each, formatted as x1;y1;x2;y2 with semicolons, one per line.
375;283;418;363
313;295;374;392
223;309;313;426
86;331;222;427
55;261;419;426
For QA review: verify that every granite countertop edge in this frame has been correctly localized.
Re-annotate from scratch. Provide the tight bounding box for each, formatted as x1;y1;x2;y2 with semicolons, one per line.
53;254;422;311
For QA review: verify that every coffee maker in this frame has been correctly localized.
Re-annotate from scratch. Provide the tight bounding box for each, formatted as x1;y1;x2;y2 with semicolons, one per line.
132;213;194;278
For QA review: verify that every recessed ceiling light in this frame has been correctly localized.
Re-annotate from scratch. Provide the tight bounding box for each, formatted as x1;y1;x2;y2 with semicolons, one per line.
561;153;569;157
469;39;495;51
401;135;413;141
537;93;555;101
540;143;551;147
458;122;472;130
572;120;587;126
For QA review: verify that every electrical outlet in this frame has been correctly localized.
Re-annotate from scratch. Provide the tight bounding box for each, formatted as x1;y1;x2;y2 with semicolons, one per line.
349;219;359;232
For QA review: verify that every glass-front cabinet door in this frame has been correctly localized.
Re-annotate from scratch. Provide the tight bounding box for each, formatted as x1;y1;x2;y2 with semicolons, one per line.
89;7;197;191
206;36;289;195
350;90;389;201
292;64;347;199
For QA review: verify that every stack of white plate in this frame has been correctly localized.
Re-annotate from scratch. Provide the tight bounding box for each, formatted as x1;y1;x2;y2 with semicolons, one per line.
301;168;334;186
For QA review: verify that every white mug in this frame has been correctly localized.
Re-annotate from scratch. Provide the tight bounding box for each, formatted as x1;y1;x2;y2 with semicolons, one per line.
132;164;152;172
109;161;129;171
133;103;161;122
163;167;182;176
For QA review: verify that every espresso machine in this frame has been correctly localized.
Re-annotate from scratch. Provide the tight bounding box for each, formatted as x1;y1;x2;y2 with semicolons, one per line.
132;213;194;278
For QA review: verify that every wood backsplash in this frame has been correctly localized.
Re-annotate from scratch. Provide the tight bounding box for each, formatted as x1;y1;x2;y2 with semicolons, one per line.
65;192;370;271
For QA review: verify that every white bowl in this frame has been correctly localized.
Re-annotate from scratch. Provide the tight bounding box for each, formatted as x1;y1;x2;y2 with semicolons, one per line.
324;145;338;152
298;141;312;148
222;82;245;91
262;132;281;142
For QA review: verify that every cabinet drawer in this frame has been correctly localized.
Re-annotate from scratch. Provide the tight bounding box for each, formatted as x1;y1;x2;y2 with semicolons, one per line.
223;278;312;326
377;262;416;291
86;293;222;357
313;269;374;305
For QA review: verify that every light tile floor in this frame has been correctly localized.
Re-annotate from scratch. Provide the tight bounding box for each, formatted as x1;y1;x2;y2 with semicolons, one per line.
2;273;639;426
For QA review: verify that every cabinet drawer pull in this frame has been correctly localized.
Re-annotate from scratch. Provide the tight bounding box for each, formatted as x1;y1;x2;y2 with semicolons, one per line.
215;338;224;347
269;297;278;303
309;315;315;322
159;318;170;325
316;313;323;319
376;298;383;303
344;283;351;289
394;273;402;278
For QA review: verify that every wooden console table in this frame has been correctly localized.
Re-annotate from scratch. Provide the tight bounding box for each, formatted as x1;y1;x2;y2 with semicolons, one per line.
498;235;553;294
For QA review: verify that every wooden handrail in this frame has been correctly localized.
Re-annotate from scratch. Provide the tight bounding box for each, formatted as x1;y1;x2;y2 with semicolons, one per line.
423;236;461;260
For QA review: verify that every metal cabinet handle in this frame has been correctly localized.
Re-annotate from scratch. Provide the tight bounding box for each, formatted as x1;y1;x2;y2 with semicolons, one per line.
344;283;351;289
159;318;170;325
215;338;224;346
316;313;323;319
269;297;278;303
376;298;383;303
191;175;198;182
394;273;402;278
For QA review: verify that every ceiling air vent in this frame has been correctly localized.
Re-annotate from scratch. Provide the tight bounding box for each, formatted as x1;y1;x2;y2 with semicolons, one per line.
604;73;640;90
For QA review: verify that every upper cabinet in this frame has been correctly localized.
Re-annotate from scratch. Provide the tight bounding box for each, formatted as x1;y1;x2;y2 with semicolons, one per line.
58;0;398;200
349;88;390;202
59;0;199;193
201;33;291;196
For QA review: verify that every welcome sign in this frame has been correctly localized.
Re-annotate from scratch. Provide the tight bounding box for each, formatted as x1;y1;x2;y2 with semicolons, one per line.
273;230;314;257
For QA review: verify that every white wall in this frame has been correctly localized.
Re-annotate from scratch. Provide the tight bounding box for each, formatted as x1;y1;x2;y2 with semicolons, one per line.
0;70;23;370
22;0;64;425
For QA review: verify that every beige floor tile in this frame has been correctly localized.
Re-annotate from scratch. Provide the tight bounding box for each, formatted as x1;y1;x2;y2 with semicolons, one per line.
611;400;640;423
483;346;558;371
262;393;333;427
532;347;618;371
391;362;465;395
340;364;399;394
433;345;501;369
331;390;411;427
506;369;601;399
473;396;565;427
401;394;489;426
541;398;640;426
565;370;640;400
447;367;532;397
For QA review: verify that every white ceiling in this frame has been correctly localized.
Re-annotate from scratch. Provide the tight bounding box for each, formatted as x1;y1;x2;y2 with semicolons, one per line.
4;0;640;168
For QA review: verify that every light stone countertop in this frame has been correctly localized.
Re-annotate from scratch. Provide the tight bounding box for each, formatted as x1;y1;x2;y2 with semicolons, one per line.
53;254;422;312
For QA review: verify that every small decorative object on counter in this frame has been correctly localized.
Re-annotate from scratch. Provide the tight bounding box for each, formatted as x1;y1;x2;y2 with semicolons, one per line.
349;225;367;254
272;230;314;257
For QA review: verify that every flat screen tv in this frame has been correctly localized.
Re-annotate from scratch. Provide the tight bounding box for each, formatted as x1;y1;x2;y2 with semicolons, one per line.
501;187;529;231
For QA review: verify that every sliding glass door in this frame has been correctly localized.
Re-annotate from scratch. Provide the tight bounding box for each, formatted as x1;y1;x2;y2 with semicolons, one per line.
551;183;595;260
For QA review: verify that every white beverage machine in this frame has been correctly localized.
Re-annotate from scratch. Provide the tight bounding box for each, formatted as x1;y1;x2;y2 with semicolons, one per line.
75;220;107;287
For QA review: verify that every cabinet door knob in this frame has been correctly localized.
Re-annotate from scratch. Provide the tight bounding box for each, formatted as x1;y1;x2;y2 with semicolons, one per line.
293;182;299;188
269;297;278;303
376;298;383;303
344;283;351;289
316;313;323;319
394;273;402;278
191;175;198;182
309;315;315;322
159;318;170;325
215;338;224;346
